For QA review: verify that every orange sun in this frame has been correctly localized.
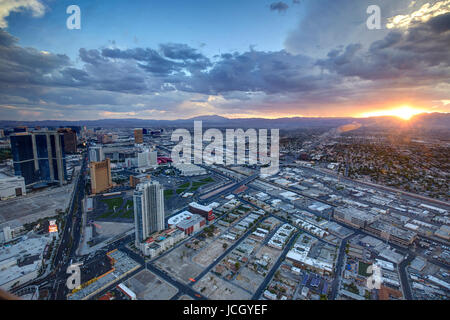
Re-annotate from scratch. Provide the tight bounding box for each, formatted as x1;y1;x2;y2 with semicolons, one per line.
361;106;427;120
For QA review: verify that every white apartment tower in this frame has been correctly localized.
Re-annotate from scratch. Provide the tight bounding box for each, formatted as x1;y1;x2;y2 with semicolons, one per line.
133;180;165;246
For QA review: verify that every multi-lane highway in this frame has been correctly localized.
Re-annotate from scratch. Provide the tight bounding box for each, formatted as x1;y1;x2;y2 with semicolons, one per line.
11;152;88;300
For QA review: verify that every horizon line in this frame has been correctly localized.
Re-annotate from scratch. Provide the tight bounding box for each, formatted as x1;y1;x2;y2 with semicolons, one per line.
0;112;448;123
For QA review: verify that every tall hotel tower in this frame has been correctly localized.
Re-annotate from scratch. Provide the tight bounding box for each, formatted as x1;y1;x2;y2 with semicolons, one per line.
133;180;165;246
10;131;67;186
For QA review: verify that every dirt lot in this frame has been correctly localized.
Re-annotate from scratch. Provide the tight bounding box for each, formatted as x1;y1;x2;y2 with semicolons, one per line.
193;272;252;300
193;238;233;267
154;244;204;284
233;266;265;293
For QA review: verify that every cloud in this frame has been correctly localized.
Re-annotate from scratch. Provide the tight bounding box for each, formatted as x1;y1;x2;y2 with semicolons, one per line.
283;0;422;57
270;2;289;13
0;29;70;86
0;5;449;120
316;12;450;82
0;0;45;28
387;0;450;29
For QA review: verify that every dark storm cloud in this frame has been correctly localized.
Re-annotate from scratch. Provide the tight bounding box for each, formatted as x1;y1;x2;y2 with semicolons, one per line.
270;2;289;13
182;50;322;95
0;29;70;85
426;11;450;32
101;47;182;75
316;13;450;82
101;43;211;75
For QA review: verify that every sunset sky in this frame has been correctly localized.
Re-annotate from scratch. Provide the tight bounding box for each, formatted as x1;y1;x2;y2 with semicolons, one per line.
0;0;449;120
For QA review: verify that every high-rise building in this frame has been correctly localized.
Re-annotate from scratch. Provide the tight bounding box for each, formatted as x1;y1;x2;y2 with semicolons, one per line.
134;129;143;144
134;181;165;245
58;128;78;154
89;146;104;163
137;150;158;168
90;158;113;194
10;131;67;186
2;226;12;242
149;151;157;166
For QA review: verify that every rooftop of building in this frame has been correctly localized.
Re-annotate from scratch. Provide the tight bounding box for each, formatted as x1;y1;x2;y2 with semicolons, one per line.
0;235;50;263
177;214;205;229
189;202;212;212
167;211;193;226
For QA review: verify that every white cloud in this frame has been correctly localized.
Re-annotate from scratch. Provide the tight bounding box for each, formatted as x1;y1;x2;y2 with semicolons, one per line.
0;0;45;28
387;0;450;29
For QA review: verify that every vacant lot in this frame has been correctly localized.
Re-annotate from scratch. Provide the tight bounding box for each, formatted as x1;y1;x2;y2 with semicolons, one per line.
193;238;232;267
233;266;265;294
154;245;204;284
193;273;252;300
95;195;134;220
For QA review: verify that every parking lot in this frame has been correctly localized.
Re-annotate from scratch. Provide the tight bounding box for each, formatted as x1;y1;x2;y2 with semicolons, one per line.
124;269;179;300
0;183;75;225
154;243;205;284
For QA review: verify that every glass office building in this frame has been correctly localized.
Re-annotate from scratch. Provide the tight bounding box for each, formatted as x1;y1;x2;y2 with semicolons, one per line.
10;131;67;186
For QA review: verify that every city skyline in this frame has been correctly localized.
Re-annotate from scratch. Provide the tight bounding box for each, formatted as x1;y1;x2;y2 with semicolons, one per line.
0;0;449;121
0;0;449;305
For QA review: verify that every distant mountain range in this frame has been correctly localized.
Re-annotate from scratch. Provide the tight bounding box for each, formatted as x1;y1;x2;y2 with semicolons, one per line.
0;113;448;131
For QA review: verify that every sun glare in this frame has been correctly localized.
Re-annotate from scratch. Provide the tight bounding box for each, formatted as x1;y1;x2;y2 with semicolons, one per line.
361;106;427;120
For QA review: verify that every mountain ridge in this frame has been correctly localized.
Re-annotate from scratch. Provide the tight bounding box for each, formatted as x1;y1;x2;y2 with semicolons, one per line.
0;113;448;130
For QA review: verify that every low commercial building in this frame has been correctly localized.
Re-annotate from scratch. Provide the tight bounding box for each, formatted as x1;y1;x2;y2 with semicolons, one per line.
0;175;26;200
117;283;137;300
168;211;193;228
285;234;334;276
67;250;140;300
365;221;417;247
189;202;215;221
0;235;50;290
0;220;23;244
427;275;450;291
173;163;207;176
434;225;450;241
286;244;334;276
334;207;378;229
176;214;206;235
